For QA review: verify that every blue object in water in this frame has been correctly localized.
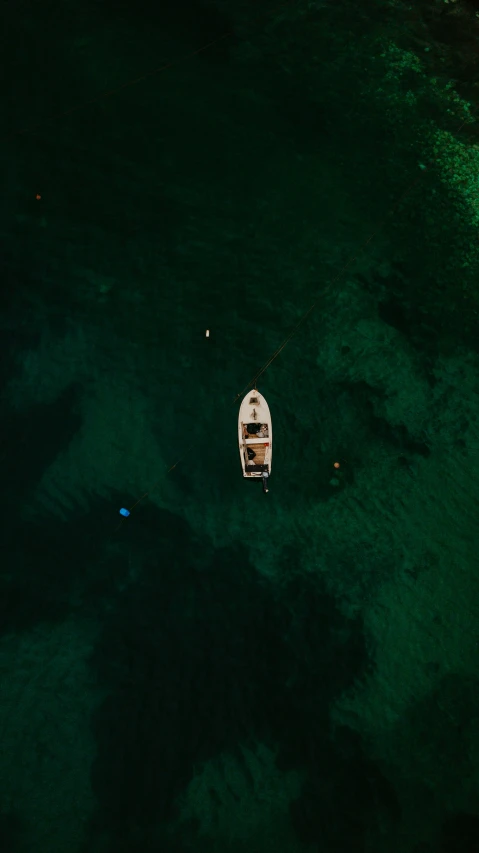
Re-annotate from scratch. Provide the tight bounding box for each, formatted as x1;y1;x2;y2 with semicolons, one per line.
119;508;130;517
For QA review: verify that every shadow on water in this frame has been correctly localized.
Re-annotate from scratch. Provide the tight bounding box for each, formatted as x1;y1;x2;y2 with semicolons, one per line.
96;0;238;64
83;516;375;851
440;812;479;853
0;363;137;636
0;487;135;637
0;380;89;634
290;726;401;852
0;810;24;853
384;673;479;853
1;383;83;511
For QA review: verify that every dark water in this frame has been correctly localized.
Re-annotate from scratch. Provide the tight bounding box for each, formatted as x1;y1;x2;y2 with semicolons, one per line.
2;0;479;851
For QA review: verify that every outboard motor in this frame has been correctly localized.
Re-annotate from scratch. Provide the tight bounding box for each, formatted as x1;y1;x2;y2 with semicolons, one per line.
262;471;269;494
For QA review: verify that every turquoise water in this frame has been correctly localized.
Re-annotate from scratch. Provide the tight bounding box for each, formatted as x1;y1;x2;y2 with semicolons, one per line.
2;0;479;851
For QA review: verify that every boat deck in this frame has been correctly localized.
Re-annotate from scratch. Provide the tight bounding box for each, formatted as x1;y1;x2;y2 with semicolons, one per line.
246;442;268;466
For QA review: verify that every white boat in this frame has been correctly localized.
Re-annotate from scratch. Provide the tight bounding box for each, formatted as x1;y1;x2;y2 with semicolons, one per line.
238;388;272;493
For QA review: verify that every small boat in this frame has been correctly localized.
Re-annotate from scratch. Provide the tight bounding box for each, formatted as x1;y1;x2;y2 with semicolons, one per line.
238;388;272;493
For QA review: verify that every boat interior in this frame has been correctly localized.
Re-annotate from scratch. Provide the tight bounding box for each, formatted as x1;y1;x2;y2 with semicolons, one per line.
245;442;268;466
242;422;269;440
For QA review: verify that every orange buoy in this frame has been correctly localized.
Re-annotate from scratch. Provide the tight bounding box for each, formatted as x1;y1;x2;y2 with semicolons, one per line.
333;461;340;469
35;193;41;200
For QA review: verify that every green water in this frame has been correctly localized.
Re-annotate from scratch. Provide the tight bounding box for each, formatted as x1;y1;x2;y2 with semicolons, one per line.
2;0;479;850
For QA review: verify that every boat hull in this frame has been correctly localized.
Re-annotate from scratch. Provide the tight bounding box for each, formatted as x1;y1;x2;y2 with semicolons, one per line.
238;389;272;479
